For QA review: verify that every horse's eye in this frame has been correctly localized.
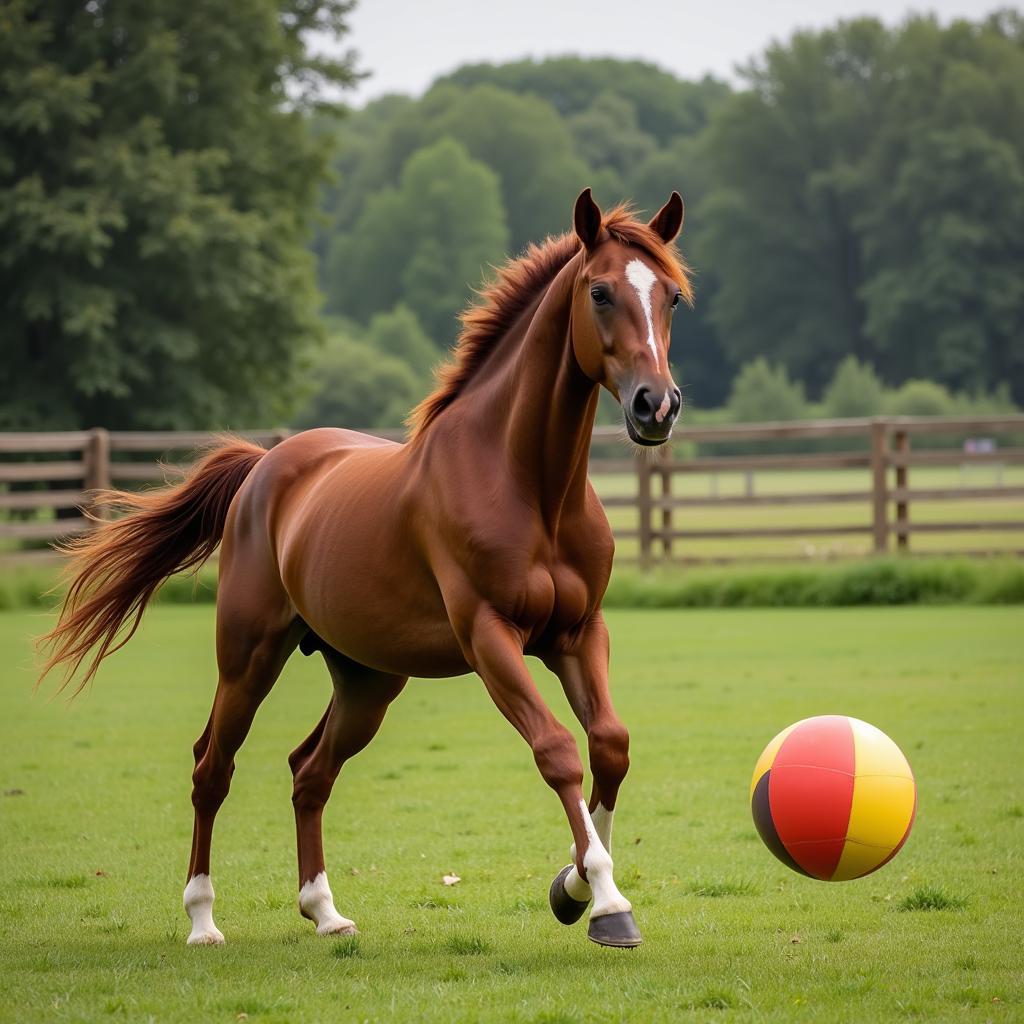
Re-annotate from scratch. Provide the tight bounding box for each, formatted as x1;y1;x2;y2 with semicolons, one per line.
670;292;682;309
591;286;611;306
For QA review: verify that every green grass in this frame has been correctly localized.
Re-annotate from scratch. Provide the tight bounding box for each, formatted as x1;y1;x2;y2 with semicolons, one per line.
0;605;1021;1022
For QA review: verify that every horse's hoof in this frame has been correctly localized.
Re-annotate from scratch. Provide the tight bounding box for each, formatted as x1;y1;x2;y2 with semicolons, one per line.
588;910;642;948
549;864;591;925
317;921;358;937
186;927;225;946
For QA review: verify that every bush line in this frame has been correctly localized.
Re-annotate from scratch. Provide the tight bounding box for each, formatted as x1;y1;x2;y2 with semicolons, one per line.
603;558;1024;608
2;557;1021;612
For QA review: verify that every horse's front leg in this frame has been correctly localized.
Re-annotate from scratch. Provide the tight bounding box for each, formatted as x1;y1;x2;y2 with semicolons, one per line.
464;609;639;948
542;613;640;946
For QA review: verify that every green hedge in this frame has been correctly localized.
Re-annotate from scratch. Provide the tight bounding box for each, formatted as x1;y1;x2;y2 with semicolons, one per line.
3;557;1022;614
603;558;1024;608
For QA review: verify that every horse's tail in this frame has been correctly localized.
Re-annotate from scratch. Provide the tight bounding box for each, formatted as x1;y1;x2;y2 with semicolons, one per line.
37;436;267;696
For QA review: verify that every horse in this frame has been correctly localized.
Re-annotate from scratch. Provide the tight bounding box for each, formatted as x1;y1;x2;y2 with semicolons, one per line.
38;188;691;949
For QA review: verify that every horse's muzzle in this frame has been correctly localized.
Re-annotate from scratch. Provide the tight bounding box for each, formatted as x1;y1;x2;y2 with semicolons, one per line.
624;384;680;446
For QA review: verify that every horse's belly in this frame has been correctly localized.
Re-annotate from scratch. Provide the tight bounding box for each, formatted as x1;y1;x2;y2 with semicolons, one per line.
314;600;469;679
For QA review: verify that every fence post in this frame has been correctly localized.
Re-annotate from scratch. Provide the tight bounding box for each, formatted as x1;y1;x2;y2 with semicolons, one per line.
870;419;889;555
83;427;111;522
660;444;673;561
637;455;653;571
894;428;909;552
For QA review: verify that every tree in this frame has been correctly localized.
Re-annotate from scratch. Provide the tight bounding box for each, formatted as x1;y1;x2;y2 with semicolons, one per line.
823;357;884;418
324;138;509;346
0;0;359;429
442;58;730;149
698;14;1024;401
426;85;591;252
365;305;440;377
291;330;424;430
727;359;807;422
856;13;1024;399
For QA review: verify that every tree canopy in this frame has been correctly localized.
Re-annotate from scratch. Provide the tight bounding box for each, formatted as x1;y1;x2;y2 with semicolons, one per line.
699;12;1024;401
0;0;359;429
5;10;1020;432
313;20;1022;421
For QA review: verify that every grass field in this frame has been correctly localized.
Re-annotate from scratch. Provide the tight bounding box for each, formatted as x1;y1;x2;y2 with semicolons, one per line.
1;604;1021;1023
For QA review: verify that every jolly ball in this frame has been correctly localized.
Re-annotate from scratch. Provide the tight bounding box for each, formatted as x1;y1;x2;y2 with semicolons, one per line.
750;715;916;881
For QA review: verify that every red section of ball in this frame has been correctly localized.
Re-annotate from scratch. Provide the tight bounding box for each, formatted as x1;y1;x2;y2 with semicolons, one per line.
767;716;856;880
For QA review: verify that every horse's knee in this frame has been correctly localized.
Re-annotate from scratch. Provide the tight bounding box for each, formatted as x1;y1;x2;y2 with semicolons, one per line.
532;725;584;793
291;765;335;815
191;761;232;815
589;717;630;794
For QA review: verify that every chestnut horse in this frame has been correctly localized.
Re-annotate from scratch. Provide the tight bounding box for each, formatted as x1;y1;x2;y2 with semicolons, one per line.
39;189;690;949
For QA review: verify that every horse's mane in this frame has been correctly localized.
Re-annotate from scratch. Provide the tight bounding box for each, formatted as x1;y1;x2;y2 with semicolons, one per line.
406;204;693;438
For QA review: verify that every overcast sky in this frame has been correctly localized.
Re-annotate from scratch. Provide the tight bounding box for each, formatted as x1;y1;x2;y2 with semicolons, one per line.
339;0;1003;105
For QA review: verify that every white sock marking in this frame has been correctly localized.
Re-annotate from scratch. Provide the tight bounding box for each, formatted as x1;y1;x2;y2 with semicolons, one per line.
564;801;631;917
299;872;357;936
591;803;614;850
625;258;660;369
183;873;225;945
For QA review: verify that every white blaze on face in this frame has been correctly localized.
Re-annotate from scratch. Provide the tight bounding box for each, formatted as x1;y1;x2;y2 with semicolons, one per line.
624;258;660;369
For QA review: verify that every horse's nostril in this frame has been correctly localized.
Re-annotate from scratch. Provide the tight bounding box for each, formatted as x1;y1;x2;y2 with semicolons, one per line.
631;387;654;425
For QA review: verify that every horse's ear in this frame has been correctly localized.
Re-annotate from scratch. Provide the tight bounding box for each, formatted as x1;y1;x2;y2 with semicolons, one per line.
649;191;684;242
573;188;602;250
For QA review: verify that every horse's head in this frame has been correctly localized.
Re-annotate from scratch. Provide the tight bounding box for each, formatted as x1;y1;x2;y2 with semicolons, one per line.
570;188;690;446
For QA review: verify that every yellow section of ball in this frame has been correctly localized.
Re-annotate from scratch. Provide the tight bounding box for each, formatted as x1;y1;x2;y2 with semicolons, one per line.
849;717;915;778
830;717;916;880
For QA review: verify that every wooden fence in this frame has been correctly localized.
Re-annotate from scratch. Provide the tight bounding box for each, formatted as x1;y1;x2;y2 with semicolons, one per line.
2;416;1023;568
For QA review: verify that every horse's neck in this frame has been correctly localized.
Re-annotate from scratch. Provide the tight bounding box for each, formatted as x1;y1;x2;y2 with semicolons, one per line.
456;255;598;524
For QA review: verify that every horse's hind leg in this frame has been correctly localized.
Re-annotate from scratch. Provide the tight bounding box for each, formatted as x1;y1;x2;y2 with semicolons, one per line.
289;648;406;935
183;570;302;945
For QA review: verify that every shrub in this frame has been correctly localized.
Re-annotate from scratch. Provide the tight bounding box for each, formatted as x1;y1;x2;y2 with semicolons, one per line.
726;358;807;423
603;559;1024;609
365;304;442;378
823;357;885;418
886;379;954;417
6;557;1022;613
290;330;425;430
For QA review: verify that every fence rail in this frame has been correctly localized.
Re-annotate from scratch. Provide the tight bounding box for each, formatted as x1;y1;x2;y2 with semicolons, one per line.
2;416;1022;567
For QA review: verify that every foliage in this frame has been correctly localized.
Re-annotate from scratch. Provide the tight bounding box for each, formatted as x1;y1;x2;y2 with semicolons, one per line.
726;358;807;423
364;305;441;378
698;13;1024;402
5;557;1022;613
7;14;1023;429
315;60;730;408
886;379;954;418
823;357;885;419
0;0;359;430
603;558;1024;609
324;137;508;346
317;23;1024;414
441;58;730;149
289;329;425;430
